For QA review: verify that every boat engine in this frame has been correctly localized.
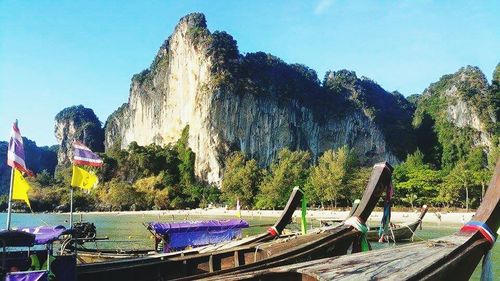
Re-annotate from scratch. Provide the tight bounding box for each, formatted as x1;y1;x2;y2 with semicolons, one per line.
73;222;97;242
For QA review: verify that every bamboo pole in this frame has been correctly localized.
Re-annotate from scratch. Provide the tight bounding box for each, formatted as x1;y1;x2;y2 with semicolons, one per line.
6;167;14;230
69;187;74;228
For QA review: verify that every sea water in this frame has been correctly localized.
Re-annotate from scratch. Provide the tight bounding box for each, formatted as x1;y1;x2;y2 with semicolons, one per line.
0;212;497;280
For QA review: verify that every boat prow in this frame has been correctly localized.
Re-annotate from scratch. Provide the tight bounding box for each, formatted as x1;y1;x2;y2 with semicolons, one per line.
205;160;500;281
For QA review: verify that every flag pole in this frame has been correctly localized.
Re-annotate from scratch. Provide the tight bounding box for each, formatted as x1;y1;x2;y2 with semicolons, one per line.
6;167;15;230
69;186;74;228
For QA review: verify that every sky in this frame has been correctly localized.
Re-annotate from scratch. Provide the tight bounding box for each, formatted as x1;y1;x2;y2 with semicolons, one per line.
1;0;499;146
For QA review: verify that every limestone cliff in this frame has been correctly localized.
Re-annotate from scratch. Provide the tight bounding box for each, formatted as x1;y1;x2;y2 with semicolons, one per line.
55;105;104;166
105;13;414;184
413;65;498;168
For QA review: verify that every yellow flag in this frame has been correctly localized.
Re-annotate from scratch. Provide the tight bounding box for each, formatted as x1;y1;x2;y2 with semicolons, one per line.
71;165;98;189
12;168;32;208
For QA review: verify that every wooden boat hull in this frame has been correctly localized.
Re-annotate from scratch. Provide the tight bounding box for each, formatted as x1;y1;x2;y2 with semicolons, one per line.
366;220;421;242
76;226;357;281
74;232;298;264
199;160;500;281
212;233;489;281
76;162;394;281
76;250;151;263
72;187;305;265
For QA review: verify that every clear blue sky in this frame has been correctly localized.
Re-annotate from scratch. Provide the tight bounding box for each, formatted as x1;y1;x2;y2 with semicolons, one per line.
1;0;498;146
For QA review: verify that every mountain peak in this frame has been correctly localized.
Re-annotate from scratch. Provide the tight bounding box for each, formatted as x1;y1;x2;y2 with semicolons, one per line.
177;13;207;30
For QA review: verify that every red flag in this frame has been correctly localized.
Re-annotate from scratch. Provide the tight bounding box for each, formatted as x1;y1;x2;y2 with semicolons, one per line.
7;121;34;176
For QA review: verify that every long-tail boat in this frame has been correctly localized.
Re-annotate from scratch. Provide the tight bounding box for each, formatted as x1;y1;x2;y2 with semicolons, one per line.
70;219;250;263
0;225;76;281
72;186;304;264
366;204;429;242
76;162;394;281
200;160;500;281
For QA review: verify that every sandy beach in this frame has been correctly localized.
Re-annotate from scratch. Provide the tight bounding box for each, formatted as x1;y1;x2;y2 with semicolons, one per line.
73;208;473;225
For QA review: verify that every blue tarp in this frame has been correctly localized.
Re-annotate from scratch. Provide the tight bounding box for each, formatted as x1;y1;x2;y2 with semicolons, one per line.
148;219;249;251
5;271;48;281
10;225;71;245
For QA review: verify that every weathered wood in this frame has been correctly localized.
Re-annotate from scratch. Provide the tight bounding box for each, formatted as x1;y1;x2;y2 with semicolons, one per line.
419;204;429;221
352;162;393;222
76;162;394;281
467;159;500;231
199;159;500;281
171;162;393;281
273;187;304;235
75;188;304;264
208;255;214;272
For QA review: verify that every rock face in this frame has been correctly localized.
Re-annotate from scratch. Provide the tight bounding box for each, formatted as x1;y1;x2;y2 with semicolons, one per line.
104;13;415;184
55;105;104;166
413;66;498;168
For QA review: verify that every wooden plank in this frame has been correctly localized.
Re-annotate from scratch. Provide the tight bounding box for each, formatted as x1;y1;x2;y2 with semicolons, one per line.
208;255;214;273
211;235;468;281
234;251;240;267
352;162;393;222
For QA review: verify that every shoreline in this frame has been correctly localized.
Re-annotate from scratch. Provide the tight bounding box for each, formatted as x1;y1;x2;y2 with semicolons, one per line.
56;208;473;225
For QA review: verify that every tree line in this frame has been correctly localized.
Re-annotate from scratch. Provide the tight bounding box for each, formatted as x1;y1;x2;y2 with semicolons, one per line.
221;146;496;211
3;132;495;212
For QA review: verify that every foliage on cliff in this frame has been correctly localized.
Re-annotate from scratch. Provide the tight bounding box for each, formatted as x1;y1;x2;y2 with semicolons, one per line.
11;13;498;212
413;66;498;170
15;126;219;212
55;105;104;153
323;70;417;159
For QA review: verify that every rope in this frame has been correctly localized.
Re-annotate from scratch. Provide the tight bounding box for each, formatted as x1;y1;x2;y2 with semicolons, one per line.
460;221;498;281
344;217;370;252
378;180;393;241
253;244;261;262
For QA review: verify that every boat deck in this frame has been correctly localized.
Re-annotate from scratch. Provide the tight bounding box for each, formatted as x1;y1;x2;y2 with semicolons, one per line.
211;234;482;281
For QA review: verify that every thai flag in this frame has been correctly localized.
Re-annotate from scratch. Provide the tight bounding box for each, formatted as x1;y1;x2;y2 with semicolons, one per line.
7;121;34;176
73;141;103;167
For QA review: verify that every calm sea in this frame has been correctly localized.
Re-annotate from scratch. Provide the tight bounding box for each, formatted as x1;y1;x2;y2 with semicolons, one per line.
0;212;497;280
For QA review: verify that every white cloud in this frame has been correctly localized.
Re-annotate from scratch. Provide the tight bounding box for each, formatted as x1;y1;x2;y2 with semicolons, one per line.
314;0;335;15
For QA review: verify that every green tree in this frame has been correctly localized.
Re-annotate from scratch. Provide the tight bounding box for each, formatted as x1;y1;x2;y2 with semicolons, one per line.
176;126;195;187
393;150;441;207
309;146;354;208
442;160;474;211
221;152;262;208
35;170;55;187
154;189;170;210
343;166;372;205
106;180;145;211
439;148;493;209
134;173;168;207
256;148;310;209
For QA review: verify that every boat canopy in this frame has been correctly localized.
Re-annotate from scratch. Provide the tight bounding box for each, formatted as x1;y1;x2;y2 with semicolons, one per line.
147;219;249;251
1;225;72;246
0;230;35;247
148;219;249;234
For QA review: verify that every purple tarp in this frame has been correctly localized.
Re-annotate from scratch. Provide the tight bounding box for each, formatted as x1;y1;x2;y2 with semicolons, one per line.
11;225;70;245
5;271;48;281
149;219;249;251
149;219;249;234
